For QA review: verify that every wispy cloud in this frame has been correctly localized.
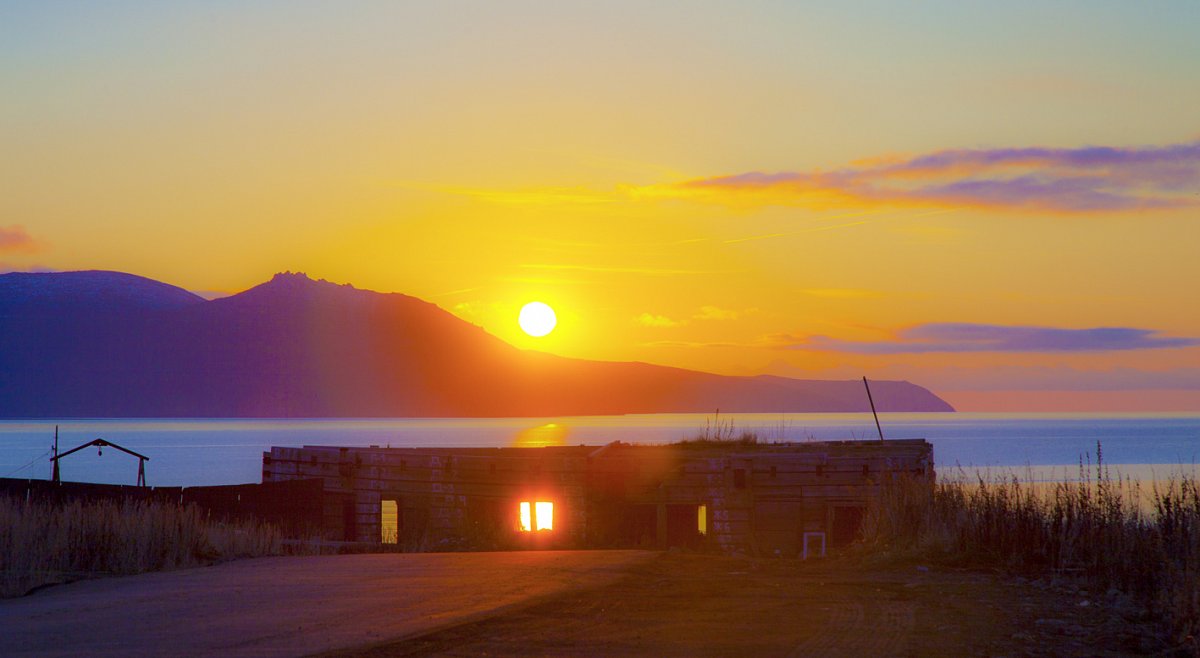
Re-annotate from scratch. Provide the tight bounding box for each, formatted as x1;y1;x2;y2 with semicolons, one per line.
694;305;756;320
638;339;741;349
422;139;1200;215
429;286;483;299
0;226;38;254
399;182;619;206
800;288;881;300
764;361;1200;392
635;313;685;328
775;323;1200;354
671;139;1200;213
496;277;595;287
637;304;765;328
0;263;56;274
520;263;722;276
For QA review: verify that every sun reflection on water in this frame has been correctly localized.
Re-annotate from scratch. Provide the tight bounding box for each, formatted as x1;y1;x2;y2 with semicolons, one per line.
512;422;570;448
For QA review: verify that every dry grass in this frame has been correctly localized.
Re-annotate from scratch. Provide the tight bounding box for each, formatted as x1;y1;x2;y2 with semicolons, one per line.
674;411;760;448
861;444;1200;647
0;496;286;597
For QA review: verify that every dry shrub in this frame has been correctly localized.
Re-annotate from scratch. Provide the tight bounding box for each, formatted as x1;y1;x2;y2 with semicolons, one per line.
0;496;283;597
861;445;1200;647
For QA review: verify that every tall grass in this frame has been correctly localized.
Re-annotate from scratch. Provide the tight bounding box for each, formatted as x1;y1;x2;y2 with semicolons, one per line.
674;411;760;447
861;444;1200;646
0;496;285;597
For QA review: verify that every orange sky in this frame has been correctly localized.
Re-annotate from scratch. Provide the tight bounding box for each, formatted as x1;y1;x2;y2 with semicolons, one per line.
2;2;1198;411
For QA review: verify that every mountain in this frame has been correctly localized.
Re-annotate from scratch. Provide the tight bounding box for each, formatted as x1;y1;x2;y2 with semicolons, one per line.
0;271;954;417
0;270;205;313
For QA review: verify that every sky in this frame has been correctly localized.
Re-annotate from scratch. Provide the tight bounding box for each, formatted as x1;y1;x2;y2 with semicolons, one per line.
3;1;1199;411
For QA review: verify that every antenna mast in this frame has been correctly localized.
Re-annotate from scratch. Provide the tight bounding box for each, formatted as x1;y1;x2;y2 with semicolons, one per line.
863;377;884;441
51;425;60;483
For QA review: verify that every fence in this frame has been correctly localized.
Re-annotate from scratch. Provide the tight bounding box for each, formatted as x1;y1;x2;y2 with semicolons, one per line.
0;477;325;536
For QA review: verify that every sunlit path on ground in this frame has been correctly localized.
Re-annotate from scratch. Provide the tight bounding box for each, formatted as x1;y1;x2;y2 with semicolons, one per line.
0;551;653;657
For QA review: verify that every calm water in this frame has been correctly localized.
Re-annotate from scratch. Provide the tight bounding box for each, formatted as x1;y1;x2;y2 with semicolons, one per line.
1;413;1198;487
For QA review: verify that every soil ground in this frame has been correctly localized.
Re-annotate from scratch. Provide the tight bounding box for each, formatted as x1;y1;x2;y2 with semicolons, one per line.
0;551;654;657
320;552;1171;657
0;550;1174;657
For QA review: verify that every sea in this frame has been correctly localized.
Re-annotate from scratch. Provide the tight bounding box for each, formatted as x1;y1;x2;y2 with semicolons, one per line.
1;413;1198;488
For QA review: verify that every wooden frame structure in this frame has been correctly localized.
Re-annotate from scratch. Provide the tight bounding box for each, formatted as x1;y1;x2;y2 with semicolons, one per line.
52;438;149;487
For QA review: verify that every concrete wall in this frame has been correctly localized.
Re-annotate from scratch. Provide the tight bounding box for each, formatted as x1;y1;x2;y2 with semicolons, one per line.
262;439;933;553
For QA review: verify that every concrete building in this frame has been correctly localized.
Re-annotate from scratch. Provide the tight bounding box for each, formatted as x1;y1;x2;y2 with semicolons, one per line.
261;439;933;555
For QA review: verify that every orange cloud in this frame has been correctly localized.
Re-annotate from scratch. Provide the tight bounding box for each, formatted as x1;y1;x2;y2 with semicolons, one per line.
0;226;37;254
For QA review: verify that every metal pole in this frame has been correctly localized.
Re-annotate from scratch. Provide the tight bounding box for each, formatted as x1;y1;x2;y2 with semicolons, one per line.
52;425;60;484
863;377;884;441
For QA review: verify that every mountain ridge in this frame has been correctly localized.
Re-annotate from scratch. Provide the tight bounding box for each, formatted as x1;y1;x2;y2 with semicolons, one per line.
0;270;955;417
0;270;205;313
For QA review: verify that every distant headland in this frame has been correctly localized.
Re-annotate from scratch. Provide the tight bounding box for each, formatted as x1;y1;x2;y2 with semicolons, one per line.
0;270;954;417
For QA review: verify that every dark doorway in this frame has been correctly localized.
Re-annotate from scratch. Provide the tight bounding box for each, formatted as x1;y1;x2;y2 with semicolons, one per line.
666;504;704;548
620;504;657;547
830;505;865;547
342;497;357;542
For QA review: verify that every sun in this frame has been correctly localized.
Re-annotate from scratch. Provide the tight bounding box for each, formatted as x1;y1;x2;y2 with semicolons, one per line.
518;301;557;337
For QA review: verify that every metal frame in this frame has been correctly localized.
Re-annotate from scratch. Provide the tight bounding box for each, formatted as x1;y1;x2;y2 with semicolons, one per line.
51;439;150;487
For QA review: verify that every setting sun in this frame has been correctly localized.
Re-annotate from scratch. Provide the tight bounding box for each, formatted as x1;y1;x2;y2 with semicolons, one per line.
518;302;557;337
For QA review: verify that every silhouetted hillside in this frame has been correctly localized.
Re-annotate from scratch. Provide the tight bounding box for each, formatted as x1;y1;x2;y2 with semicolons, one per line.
0;270;204;313
0;271;954;417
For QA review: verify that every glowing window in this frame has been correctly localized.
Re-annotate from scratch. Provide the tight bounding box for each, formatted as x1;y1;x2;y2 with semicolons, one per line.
697;505;707;536
536;502;553;530
518;500;554;532
381;500;398;544
519;502;531;531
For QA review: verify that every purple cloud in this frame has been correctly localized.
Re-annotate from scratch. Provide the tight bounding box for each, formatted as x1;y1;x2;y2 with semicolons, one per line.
911;175;1177;212
889;141;1200;174
680;139;1200;213
780;323;1200;354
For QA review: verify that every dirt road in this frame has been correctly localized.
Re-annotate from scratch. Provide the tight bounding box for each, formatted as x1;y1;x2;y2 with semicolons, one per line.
323;553;1166;657
0;550;1166;656
0;550;654;657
